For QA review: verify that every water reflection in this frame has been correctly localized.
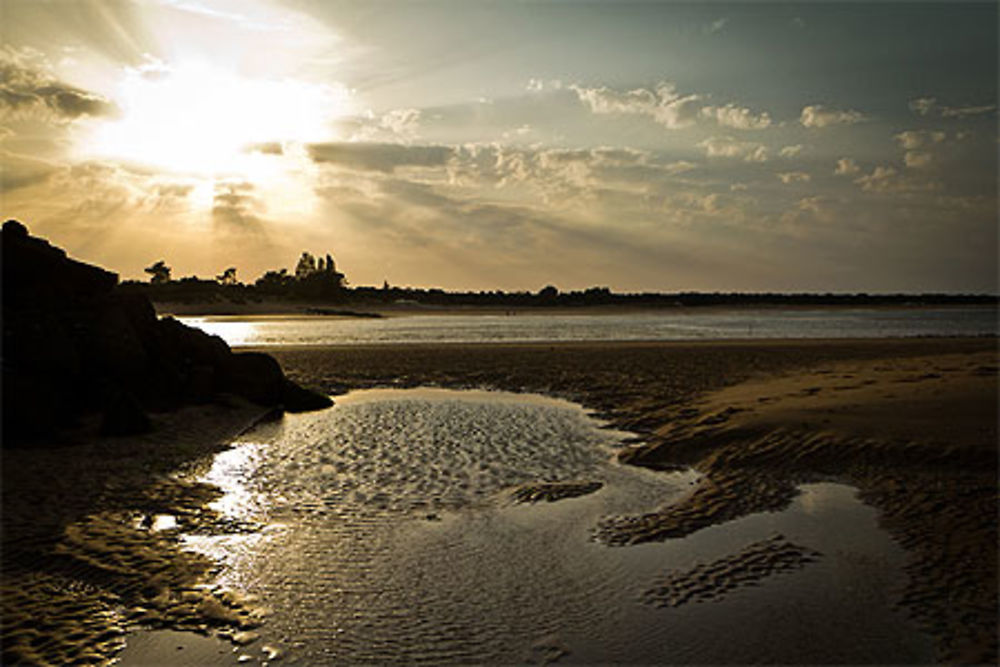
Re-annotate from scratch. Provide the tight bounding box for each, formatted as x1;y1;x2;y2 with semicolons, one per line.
178;307;998;347
178;389;933;664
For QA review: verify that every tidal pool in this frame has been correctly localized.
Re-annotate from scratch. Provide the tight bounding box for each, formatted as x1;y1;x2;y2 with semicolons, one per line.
125;388;934;664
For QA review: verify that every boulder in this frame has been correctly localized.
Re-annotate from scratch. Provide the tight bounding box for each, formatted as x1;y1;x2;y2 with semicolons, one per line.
281;379;334;412
100;389;152;436
2;220;332;447
183;364;217;404
225;352;286;405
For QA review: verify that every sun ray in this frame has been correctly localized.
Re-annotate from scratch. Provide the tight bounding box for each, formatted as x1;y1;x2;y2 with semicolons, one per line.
79;60;352;176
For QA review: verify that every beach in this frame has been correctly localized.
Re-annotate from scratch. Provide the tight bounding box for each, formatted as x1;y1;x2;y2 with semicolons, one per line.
2;336;997;664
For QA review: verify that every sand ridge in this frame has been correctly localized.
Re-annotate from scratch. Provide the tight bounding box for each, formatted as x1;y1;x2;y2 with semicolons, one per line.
608;349;998;662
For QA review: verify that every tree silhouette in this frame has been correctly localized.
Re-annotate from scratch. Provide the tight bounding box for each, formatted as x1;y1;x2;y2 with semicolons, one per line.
144;260;171;284
217;267;238;285
295;252;317;279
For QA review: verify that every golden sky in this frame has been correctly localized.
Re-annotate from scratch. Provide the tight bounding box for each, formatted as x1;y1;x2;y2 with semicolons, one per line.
1;0;997;292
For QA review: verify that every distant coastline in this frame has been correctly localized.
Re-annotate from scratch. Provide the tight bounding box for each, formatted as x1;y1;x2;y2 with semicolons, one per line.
138;287;998;318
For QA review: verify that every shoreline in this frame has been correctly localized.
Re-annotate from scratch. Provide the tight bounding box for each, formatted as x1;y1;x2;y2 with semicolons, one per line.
3;336;996;664
155;300;999;318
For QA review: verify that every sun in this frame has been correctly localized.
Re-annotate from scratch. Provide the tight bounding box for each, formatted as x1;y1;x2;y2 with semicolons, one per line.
82;61;351;175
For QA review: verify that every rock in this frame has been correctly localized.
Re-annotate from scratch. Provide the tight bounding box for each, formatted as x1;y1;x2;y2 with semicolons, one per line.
100;389;152;436
2;371;73;441
2;220;332;447
153;317;231;369
79;300;149;381
183;365;217;404
225;352;285;405
281;379;333;412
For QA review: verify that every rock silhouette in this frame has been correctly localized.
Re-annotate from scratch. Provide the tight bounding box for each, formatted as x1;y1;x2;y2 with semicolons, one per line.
2;220;332;444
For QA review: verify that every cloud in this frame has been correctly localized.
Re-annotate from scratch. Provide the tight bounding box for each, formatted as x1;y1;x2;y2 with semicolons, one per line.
854;165;941;194
894;130;946;150
908;97;937;116
0;46;115;121
246;142;284;155
800;105;866;128
940;104;996;118
571;82;702;129
706;17;728;34
779;144;804;158
834;157;860;176
700;104;771;130
697;136;768;162
893;131;948;169
903;151;933;168
339;107;423;143
573;81;773;133
526;78;563;92
212;179;266;233
308;142;454;172
906;96;996;119
777;171;810;184
376;108;421;138
0;150;58;192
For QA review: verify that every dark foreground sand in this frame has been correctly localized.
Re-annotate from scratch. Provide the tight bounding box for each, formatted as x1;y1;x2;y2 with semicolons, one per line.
2;337;996;664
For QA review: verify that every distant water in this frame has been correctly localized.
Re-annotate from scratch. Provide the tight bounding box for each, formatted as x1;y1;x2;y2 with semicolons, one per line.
179;306;997;347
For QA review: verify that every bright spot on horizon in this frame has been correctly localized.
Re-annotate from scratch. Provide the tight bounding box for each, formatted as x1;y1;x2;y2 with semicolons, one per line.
80;61;352;175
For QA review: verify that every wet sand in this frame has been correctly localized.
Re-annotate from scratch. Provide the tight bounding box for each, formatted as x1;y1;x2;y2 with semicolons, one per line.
265;337;997;663
3;337;996;664
1;399;275;665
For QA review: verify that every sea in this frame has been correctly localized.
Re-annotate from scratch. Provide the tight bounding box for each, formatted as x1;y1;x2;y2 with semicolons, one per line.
179;305;997;347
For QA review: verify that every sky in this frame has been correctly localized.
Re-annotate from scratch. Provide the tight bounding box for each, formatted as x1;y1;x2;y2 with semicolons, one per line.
1;0;997;293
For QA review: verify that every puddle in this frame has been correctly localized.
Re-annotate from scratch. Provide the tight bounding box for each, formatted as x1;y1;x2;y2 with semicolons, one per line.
124;388;934;664
117;630;252;666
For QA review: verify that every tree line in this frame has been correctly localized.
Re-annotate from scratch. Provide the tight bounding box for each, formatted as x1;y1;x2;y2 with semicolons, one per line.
121;252;998;309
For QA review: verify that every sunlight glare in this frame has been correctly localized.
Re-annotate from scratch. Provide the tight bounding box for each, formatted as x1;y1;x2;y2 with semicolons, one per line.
83;61;351;174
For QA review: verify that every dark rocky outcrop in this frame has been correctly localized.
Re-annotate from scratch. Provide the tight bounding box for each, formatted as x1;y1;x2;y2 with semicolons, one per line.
2;220;332;445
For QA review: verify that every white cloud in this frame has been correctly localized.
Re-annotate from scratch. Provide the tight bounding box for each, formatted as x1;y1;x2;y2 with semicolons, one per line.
379;108;421;138
697;136;768;162
526;78;563;92
908;97;937;116
777;171;810;184
894;130;946;150
903;151;932;168
940;104;996;118
834;157;860;176
649;83;703;129
663;160;698;174
854;165;941;193
700;104;771;130
779;144;804;158
574;82;771;132
571;84;657;115
573;82;773;131
906;97;996;119
800;104;866;128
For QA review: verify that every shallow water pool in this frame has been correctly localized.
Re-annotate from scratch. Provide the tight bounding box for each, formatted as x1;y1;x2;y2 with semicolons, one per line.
135;388;934;664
